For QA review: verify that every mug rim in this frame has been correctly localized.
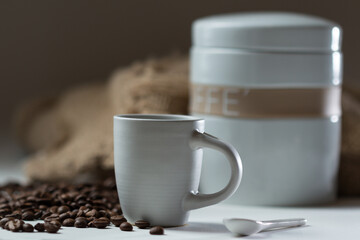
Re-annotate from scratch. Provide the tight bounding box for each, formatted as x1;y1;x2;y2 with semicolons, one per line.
114;114;203;122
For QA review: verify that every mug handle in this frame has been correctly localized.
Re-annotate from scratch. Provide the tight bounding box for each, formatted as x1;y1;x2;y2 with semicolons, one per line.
183;130;243;211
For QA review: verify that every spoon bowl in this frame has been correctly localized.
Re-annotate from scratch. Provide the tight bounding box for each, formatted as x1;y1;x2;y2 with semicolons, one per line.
223;218;307;236
223;218;264;236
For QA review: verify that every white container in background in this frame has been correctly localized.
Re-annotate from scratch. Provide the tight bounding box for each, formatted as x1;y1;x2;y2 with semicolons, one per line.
190;12;342;206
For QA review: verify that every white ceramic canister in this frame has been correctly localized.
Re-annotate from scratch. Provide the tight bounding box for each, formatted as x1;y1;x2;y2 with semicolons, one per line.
190;12;342;206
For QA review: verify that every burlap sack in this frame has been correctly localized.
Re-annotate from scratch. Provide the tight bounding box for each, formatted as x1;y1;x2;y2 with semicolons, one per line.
15;54;188;181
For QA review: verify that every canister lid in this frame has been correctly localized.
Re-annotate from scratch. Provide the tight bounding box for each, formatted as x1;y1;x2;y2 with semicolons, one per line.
192;12;342;52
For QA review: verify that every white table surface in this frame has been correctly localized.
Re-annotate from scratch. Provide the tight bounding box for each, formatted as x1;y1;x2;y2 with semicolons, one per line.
1;146;359;239
0;201;359;240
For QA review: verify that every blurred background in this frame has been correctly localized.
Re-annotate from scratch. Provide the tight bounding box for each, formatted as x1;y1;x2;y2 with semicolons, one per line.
0;0;359;182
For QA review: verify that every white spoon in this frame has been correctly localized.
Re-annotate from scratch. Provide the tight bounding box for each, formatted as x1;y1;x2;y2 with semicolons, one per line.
223;218;307;236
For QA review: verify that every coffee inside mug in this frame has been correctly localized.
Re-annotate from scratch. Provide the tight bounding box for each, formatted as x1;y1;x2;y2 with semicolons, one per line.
116;114;202;121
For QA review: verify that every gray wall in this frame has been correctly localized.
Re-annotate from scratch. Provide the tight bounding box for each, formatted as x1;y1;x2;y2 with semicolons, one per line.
1;0;359;137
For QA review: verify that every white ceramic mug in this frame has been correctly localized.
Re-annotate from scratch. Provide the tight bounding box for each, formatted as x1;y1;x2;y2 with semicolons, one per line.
113;114;243;226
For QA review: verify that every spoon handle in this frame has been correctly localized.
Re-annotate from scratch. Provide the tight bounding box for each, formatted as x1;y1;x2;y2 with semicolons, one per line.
261;218;307;231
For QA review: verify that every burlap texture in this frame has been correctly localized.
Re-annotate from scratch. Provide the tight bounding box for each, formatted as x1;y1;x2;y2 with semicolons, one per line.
13;54;360;196
338;88;360;196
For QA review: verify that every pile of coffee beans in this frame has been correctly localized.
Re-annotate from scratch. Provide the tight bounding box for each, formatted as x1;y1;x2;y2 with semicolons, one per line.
0;179;164;235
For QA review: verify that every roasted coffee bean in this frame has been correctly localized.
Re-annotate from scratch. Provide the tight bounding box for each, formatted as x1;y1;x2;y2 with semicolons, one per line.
75;194;86;202
76;209;85;217
49;206;58;213
135;219;150;229
21;202;33;209
0;218;7;228
85;203;93;209
110;215;127;227
22;223;34;232
99;210;110;218
83;208;91;214
0;203;10;209
21;207;33;213
0;208;11;216
62;218;75;227
8;219;23;232
59;212;71;222
149;226;164;235
85;209;99;218
34;223;45;232
0;217;12;228
112;206;122;215
58;206;70;214
70;202;79;209
93;218;108;228
92;200;105;206
75;216;87;222
4;221;10;230
120;222;133;231
99;217;110;224
51;220;61;229
36;198;52;206
3;219;19;230
39;205;48;210
79;206;87;211
41;211;52;220
6;211;21;219
88;220;95;228
87;216;95;223
74;218;87;228
103;178;116;189
22;211;35;220
34;210;42;219
69;210;78;219
26;196;36;203
44;216;60;223
50;213;60;218
44;221;60;233
77;200;87;206
60;193;70;201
